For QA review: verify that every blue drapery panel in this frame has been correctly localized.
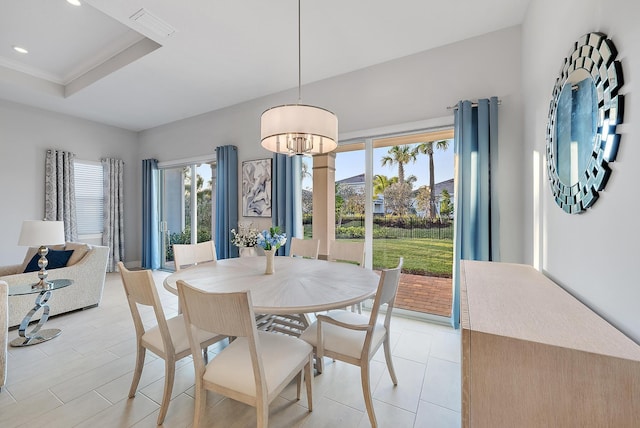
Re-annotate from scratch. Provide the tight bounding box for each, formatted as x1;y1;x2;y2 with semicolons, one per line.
452;97;499;328
141;159;159;269
271;154;302;256
215;145;238;259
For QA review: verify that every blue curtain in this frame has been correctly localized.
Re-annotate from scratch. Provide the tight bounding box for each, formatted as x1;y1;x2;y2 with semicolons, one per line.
452;97;499;328
271;154;302;256
215;145;238;259
141;159;159;269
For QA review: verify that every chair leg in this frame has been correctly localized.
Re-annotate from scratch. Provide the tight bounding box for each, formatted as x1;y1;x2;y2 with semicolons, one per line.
296;372;302;400
361;363;378;428
256;397;269;428
305;356;313;412
129;345;146;398
383;336;398;385
203;346;209;365
315;353;324;374
157;358;175;425
192;379;206;428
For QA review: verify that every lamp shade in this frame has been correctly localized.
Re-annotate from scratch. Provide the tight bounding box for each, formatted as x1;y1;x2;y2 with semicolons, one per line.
261;104;338;155
18;220;65;247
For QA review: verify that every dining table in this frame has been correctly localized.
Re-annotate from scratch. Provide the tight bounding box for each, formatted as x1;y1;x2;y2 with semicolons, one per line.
163;256;380;316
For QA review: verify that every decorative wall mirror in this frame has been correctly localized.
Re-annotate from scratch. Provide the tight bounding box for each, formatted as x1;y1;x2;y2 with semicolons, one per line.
546;32;624;213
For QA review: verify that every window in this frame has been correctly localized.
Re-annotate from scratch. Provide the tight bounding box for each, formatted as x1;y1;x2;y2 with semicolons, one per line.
74;160;104;237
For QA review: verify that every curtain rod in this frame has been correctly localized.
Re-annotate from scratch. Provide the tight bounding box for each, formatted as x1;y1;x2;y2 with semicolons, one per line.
446;98;502;110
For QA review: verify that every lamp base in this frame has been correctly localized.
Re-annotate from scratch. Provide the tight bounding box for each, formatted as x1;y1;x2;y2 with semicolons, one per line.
34;245;51;289
10;329;61;347
31;279;54;290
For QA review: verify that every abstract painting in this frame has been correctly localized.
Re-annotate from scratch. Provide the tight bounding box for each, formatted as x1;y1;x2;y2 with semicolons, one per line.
242;159;272;217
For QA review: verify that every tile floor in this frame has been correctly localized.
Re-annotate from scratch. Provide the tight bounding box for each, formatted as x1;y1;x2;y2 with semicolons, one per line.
0;271;461;428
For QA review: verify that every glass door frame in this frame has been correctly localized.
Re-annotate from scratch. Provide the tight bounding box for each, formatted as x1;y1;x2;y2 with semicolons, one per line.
157;155;217;271
335;119;454;323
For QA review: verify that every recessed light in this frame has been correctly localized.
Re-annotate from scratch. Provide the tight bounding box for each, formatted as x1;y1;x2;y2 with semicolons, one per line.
12;46;28;54
66;0;81;6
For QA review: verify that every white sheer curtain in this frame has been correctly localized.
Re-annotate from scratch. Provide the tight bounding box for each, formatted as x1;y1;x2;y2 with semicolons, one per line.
102;158;125;272
45;149;78;241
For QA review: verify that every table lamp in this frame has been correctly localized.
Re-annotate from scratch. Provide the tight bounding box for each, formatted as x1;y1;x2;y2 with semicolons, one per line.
18;220;66;288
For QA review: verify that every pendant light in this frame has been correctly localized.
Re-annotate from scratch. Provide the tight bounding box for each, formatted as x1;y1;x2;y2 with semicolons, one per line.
260;0;338;156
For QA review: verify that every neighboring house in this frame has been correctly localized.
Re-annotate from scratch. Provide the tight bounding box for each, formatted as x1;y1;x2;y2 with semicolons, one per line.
432;178;454;200
337;174;454;217
336;174;383;215
336;173;365;193
412;178;454;218
426;178;455;218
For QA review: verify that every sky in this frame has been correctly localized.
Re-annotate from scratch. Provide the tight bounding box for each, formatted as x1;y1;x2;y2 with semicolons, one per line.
302;142;454;190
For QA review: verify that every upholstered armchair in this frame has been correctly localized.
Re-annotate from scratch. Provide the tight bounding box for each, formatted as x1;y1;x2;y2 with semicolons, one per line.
0;243;109;328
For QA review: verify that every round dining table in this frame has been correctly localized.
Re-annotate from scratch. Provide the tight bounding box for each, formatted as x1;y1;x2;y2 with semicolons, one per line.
163;256;380;315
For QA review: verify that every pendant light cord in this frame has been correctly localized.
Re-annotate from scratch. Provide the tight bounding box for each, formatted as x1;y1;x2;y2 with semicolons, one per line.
297;0;302;103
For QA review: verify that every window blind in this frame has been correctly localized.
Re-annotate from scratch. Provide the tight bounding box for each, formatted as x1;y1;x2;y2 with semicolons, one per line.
74;161;104;235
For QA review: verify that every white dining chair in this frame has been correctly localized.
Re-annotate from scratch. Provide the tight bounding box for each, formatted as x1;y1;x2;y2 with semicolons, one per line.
173;241;217;271
289;237;320;259
328;240;366;313
299;258;403;428
328;240;365;267
178;280;314;428
118;262;227;425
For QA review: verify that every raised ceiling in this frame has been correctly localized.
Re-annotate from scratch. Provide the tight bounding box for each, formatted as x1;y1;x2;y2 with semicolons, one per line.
0;0;530;131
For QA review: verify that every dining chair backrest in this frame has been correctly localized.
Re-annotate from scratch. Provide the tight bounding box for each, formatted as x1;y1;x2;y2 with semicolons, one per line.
289;237;320;259
173;241;217;271
367;258;403;328
178;280;258;340
119;263;173;354
177;281;266;397
328;240;365;267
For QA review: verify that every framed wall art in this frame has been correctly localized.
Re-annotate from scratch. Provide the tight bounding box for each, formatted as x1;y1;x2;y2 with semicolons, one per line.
242;158;272;217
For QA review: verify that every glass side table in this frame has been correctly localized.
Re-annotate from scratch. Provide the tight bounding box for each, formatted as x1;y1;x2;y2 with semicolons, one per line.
9;279;73;347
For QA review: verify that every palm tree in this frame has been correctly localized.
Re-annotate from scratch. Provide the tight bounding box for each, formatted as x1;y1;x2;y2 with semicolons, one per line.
414;140;450;219
373;174;397;198
405;174;418;188
380;145;417;185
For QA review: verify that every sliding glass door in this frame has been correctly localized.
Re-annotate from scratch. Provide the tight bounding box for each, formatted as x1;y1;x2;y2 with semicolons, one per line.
334;130;454;319
159;162;215;270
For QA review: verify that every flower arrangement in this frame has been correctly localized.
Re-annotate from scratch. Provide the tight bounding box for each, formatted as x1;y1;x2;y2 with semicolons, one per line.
230;224;259;248
256;226;287;251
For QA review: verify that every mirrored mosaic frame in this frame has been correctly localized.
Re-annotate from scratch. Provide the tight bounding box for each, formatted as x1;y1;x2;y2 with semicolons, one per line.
546;32;624;214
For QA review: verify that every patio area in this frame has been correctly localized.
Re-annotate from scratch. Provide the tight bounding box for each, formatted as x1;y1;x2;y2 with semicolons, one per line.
395;273;452;317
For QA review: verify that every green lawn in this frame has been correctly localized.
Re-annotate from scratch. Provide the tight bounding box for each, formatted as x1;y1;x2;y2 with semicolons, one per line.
338;237;453;277
304;225;453;277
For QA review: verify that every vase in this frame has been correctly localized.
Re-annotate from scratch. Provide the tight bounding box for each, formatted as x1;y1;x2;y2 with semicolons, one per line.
264;248;275;274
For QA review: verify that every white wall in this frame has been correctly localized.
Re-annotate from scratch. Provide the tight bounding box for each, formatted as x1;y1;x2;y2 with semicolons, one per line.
522;0;640;341
140;25;525;263
0;100;140;266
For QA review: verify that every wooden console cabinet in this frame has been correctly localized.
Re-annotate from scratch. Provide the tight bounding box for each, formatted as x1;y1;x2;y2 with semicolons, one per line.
460;260;640;427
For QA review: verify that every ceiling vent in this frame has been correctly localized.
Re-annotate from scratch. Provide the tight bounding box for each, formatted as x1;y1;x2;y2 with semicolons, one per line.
129;8;176;39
